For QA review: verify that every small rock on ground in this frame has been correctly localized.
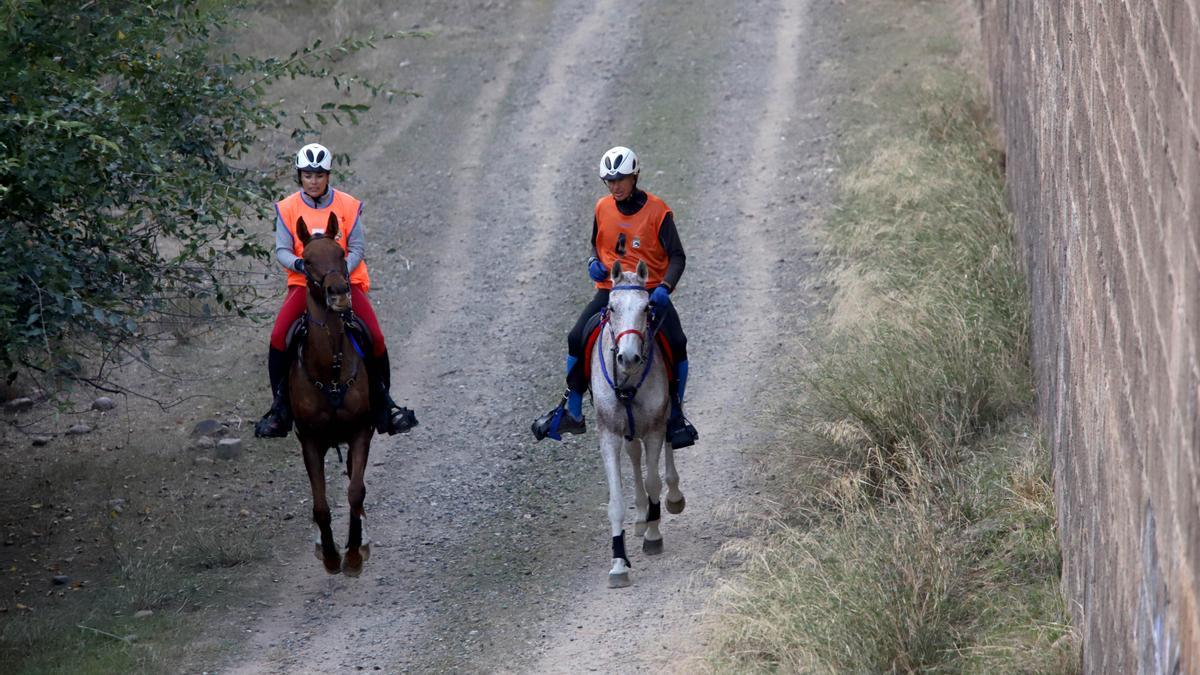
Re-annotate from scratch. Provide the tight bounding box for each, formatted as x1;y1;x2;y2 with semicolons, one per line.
191;419;229;438
4;397;34;412
215;437;243;460
91;397;116;411
66;424;92;435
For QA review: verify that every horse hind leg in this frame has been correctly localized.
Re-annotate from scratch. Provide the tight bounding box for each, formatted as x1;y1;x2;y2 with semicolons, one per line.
642;431;665;555
626;439;650;537
664;441;685;514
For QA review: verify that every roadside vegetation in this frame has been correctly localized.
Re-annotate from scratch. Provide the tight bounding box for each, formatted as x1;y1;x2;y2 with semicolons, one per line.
705;1;1078;672
0;3;419;672
0;0;413;392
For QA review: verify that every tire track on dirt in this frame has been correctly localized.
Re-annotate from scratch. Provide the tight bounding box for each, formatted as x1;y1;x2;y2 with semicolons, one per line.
527;0;829;670
226;4;546;671
225;2;655;672
220;0;841;671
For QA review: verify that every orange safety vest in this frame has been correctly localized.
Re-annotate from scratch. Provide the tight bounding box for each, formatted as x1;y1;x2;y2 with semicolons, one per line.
593;191;672;290
276;190;370;293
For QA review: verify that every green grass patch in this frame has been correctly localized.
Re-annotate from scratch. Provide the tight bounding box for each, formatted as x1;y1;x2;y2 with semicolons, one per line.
704;1;1078;672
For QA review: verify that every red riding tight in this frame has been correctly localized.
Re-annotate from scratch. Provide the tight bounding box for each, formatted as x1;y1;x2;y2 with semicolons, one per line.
269;285;386;357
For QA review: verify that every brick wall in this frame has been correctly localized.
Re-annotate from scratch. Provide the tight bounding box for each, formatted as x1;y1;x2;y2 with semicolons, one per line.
975;1;1199;671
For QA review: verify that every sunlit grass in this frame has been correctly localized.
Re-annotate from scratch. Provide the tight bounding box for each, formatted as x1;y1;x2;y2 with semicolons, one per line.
703;1;1078;672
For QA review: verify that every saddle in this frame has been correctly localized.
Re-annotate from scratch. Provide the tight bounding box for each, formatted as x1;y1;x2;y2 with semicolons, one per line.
582;312;674;384
284;312;372;359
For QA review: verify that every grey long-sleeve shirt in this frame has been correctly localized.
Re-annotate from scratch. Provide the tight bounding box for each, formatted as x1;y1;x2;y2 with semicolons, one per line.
274;189;365;273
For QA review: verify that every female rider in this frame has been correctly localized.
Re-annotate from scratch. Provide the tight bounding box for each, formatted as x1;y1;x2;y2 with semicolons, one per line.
254;142;416;438
531;146;698;448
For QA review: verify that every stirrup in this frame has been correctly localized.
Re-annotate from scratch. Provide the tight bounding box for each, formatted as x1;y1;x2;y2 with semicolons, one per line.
381;405;418;435
667;415;698;449
531;403;585;442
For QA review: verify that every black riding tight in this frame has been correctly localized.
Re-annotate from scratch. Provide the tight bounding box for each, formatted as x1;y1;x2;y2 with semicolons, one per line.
565;289;688;394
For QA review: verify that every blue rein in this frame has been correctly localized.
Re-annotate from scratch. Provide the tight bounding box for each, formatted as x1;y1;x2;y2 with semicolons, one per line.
597;301;663;441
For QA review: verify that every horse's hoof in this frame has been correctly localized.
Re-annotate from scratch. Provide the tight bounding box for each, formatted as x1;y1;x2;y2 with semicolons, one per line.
342;550;364;577
322;554;342;575
358;542;371;562
666;496;686;514
608;572;631;589
634;520;648;537
643;537;664;555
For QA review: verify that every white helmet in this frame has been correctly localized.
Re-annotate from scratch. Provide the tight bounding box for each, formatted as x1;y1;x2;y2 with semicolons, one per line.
599;146;638;180
295;143;332;172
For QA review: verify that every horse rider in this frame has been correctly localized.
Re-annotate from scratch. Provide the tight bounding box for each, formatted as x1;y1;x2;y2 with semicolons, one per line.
254;142;416;438
531;146;699;448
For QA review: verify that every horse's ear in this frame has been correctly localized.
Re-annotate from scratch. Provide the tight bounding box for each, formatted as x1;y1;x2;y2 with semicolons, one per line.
636;260;648;283
326;212;339;241
297;217;311;245
610;260;623;282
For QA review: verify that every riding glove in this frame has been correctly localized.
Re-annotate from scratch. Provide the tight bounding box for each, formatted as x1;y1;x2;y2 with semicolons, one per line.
650;285;671;308
293;259;306;274
587;257;608;282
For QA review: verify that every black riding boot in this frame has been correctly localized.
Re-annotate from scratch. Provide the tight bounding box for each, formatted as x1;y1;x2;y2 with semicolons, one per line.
254;348;293;438
367;350;418;435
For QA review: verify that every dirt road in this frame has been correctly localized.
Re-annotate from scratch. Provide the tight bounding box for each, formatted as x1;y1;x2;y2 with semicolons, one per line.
224;0;841;671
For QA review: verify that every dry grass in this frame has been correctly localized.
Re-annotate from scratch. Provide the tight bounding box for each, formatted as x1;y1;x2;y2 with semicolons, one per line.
703;1;1078;672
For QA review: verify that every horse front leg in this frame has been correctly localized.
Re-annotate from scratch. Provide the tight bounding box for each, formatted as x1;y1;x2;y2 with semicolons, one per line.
301;436;341;574
342;428;372;577
642;430;665;555
601;430;631;588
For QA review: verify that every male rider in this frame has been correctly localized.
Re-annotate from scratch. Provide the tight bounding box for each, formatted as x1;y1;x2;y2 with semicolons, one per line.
531;146;698;448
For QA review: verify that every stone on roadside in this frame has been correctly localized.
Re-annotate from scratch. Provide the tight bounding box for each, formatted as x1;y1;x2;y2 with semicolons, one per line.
193;456;214;466
52;575;70;586
108;499;126;513
191;436;216;451
134;609;153;619
214;437;243;460
66;424;92;435
4;397;34;412
190;419;229;439
91;397;116;412
31;436;51;447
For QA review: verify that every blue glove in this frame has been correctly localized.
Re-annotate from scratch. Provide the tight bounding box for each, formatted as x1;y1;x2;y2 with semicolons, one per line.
587;257;608;282
293;259;306;274
650;285;671;308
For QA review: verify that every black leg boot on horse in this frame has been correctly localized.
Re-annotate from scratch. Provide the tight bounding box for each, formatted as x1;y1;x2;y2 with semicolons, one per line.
254;348;293;438
366;350;418;435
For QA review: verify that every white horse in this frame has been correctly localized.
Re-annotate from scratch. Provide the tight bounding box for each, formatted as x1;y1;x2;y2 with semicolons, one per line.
592;260;686;588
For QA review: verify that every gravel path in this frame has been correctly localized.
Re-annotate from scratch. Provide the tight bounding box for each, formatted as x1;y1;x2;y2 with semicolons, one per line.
225;0;841;671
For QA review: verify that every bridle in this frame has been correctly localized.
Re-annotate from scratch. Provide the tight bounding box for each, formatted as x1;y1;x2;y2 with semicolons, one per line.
597;284;663;440
298;259;362;409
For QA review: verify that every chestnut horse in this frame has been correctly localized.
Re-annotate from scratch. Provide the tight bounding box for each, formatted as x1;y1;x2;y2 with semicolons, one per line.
291;212;374;576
